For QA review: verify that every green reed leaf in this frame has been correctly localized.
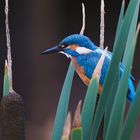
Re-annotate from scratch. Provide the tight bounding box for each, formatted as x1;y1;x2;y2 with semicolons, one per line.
3;61;10;96
105;26;137;140
115;0;125;39
71;127;83;140
104;65;120;138
52;62;74;140
90;0;140;139
122;2;139;65
81;78;98;140
119;82;140;140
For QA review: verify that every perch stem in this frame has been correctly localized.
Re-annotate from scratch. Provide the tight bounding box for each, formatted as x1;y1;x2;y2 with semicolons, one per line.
100;0;105;49
5;0;13;92
80;3;85;35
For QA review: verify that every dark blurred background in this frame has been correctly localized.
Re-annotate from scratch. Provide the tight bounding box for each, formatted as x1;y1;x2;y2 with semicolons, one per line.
0;0;140;139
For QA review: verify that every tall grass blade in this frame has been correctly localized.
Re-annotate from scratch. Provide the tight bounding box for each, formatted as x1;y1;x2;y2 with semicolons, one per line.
119;26;140;140
105;29;137;140
90;0;140;139
72;100;83;140
81;78;98;140
122;3;139;65
3;61;10;96
104;65;120;138
71;127;83;140
52;62;74;140
113;0;140;51
119;82;140;140
115;0;125;39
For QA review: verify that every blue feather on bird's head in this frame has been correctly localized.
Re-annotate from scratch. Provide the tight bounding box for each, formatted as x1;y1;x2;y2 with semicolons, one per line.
60;34;96;49
41;34;97;57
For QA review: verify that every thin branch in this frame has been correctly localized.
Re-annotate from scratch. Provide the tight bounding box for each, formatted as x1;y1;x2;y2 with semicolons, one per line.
5;0;13;92
100;0;105;49
80;3;85;35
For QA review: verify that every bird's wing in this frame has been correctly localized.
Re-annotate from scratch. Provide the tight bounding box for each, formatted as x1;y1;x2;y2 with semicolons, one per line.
76;50;110;85
97;48;135;81
76;51;100;79
77;48;135;83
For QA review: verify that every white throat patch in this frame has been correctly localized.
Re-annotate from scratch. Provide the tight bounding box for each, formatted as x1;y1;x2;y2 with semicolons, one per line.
59;51;71;58
75;47;93;54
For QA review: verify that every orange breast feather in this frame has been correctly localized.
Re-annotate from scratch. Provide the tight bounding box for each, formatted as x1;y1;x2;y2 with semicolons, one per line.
71;57;102;94
72;57;90;85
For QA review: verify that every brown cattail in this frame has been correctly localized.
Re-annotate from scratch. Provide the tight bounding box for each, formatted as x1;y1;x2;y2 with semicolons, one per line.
0;91;25;140
0;0;25;139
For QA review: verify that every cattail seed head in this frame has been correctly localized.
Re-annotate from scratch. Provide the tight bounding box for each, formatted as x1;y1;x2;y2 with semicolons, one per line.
0;91;25;140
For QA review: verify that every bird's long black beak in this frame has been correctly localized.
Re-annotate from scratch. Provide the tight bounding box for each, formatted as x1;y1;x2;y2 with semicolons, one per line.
41;46;62;55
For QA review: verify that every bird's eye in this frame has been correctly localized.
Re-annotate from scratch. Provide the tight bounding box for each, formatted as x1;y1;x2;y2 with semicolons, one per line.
58;43;68;49
61;44;65;48
59;44;67;48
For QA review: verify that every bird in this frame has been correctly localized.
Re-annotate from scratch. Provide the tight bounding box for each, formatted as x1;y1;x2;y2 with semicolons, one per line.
41;34;136;102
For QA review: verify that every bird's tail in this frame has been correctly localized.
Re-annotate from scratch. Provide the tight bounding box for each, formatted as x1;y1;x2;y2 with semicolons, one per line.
127;78;136;102
127;91;136;102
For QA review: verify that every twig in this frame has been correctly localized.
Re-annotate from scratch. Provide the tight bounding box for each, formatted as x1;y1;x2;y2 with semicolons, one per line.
100;0;105;49
5;0;13;92
80;3;86;35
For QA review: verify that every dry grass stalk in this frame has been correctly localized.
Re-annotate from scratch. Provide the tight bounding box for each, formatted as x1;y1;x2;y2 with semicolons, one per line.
80;3;86;35
100;0;105;49
5;0;13;92
73;100;82;128
62;112;72;140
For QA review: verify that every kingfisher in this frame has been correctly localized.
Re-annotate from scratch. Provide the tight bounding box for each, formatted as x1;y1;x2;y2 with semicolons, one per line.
41;34;136;102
